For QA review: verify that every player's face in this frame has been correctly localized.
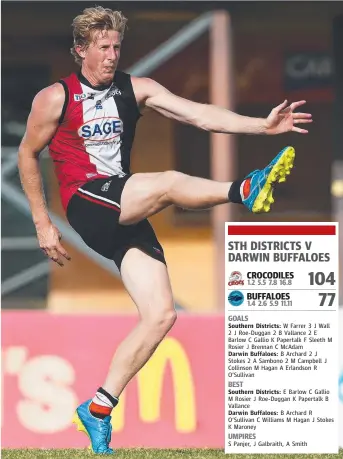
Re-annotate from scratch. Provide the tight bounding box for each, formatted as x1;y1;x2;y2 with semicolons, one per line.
82;30;121;84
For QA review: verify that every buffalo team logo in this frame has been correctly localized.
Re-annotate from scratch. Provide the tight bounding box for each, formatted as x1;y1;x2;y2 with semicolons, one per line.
228;290;244;307
228;271;244;286
78;117;123;142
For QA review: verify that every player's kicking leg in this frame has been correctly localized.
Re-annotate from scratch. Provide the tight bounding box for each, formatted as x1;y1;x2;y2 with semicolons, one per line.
118;146;296;225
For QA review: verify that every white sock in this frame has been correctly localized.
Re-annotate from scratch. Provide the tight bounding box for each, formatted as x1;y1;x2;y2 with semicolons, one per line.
92;391;115;408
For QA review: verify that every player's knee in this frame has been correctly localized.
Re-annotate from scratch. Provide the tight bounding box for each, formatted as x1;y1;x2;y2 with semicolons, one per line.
157;308;177;331
163;309;177;330
164;170;185;187
144;307;177;334
158;170;185;205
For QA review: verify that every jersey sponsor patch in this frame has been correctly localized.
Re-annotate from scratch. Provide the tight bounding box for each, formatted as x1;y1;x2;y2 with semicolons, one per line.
78;117;123;142
74;92;96;101
105;87;122;99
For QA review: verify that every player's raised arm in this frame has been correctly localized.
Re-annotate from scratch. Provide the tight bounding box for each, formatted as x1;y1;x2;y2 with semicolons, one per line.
18;83;71;266
132;77;312;135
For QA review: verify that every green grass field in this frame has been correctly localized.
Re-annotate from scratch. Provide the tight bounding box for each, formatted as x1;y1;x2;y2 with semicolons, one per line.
1;450;343;459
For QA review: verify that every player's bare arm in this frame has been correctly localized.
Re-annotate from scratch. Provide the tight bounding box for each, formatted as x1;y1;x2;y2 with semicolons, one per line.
18;83;71;266
132;76;312;135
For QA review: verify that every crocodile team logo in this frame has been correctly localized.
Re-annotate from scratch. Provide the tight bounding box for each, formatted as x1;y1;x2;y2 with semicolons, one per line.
228;271;244;286
228;290;244;307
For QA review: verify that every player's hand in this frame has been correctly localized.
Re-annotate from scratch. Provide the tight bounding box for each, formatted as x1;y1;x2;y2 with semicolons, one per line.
264;100;313;135
36;221;71;267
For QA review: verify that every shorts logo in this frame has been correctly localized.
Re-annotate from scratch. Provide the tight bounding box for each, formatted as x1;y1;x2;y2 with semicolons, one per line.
101;180;112;192
228;290;244;307
78;117;123;142
228;271;244;286
153;247;162;254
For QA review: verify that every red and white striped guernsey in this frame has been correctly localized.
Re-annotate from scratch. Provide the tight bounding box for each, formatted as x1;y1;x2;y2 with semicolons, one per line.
49;71;141;211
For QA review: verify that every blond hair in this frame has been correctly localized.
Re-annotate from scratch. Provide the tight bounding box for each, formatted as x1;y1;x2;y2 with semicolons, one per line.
70;6;127;66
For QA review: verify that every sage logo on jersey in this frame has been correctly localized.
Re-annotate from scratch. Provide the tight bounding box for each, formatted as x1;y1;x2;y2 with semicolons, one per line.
78;117;123;142
228;271;244;287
